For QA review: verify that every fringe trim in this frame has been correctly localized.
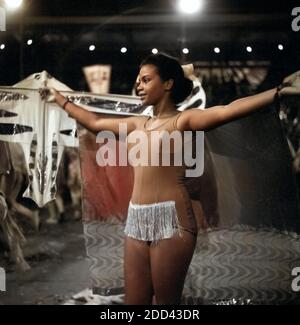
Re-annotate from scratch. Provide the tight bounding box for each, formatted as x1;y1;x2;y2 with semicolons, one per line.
124;201;181;242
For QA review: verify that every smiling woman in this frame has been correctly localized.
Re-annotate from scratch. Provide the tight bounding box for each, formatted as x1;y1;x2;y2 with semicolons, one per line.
43;52;300;305
137;54;193;108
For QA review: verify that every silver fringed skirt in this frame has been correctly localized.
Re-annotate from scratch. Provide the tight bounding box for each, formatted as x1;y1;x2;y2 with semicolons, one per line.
124;200;180;242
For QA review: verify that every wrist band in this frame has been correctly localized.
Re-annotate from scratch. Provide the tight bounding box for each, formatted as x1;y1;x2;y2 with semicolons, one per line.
276;82;290;96
274;84;284;111
62;98;70;110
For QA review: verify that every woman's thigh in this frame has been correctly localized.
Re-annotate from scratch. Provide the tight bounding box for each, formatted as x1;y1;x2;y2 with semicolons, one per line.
150;231;197;304
124;236;154;304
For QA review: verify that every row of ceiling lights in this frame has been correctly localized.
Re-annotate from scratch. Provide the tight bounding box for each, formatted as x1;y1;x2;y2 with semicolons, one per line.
88;45;285;54
0;1;287;56
0;42;285;53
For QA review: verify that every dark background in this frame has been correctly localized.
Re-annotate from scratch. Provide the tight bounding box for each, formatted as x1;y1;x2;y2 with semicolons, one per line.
0;0;299;94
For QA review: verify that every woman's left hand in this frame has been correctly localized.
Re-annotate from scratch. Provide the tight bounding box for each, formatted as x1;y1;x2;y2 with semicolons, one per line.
278;71;300;96
182;64;197;81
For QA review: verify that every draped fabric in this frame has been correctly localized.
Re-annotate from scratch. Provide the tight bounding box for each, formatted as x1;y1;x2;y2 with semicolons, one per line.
0;71;77;206
0;71;141;207
184;105;300;304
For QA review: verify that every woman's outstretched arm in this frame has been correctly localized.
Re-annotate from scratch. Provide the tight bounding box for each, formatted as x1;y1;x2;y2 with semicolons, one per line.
181;88;277;131
48;89;137;136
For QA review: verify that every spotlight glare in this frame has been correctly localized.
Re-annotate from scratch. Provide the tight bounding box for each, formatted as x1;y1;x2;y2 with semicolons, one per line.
27;39;33;46
89;45;95;51
178;0;203;14
0;44;5;50
278;44;284;51
152;48;158;55
4;0;23;10
214;47;220;54
121;47;127;54
182;48;189;54
246;46;252;53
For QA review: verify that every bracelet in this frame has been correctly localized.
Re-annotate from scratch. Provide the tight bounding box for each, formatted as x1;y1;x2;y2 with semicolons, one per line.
274;84;285;110
62;98;70;110
276;84;284;97
276;82;290;97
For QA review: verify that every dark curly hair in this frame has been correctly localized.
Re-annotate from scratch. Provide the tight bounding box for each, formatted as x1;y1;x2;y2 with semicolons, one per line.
140;53;193;104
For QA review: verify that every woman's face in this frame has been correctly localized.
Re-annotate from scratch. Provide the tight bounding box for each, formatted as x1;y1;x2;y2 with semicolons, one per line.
136;64;167;106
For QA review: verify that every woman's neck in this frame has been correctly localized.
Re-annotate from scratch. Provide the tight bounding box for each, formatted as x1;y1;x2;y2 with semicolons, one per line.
153;98;177;118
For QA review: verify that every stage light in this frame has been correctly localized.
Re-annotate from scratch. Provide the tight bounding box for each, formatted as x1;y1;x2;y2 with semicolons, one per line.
278;44;284;51
4;0;23;10
182;48;189;54
0;44;5;50
121;47;127;54
27;39;33;46
214;47;220;54
89;45;95;51
177;0;203;14
152;48;158;54
246;46;252;53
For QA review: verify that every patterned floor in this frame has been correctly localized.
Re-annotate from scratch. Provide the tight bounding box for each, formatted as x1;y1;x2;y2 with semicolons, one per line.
84;220;300;304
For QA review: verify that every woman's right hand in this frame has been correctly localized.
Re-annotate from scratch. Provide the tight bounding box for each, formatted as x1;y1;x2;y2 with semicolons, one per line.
39;87;67;107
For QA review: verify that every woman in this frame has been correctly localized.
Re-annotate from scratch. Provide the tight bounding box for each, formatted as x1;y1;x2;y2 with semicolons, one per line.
44;53;299;304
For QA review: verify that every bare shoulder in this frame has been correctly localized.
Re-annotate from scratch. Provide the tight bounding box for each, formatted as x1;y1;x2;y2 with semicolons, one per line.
177;108;204;131
127;115;147;129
